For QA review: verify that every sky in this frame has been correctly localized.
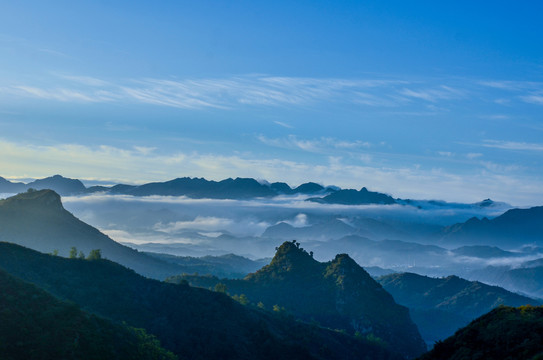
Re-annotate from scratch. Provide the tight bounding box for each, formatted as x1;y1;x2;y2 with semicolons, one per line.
1;1;543;205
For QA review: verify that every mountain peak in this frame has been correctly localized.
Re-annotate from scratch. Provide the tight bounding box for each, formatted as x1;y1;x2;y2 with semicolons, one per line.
1;189;64;211
27;175;87;196
245;241;319;282
269;240;315;267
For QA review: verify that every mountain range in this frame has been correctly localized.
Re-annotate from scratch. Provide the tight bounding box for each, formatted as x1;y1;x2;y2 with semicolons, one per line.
439;206;543;247
168;240;428;359
1;182;542;358
466;259;543;299
3;188;542;298
0;174;476;207
0;175;338;199
377;272;539;346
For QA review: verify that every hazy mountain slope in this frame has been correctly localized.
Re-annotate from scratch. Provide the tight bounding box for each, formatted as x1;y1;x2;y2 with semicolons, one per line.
145;252;269;278
0;190;189;280
308;187;396;205
170;241;427;359
451;245;518;258
306;235;448;269
0;177;26;193
417;306;543;360
468;263;543;299
126;177;276;198
440;206;543;246
0;242;401;360
262;219;356;240
0;268;176;360
378;272;538;345
26;175;87;196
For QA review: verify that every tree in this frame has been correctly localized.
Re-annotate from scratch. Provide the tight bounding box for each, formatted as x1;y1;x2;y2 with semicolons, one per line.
87;249;102;261
69;247;78;259
78;251;85;259
50;249;59;256
214;283;227;294
232;294;249;305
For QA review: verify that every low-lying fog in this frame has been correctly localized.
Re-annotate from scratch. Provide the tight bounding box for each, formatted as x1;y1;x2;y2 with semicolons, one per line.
60;193;542;273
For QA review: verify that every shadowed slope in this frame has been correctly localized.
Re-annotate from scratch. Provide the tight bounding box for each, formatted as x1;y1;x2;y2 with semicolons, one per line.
0;242;401;360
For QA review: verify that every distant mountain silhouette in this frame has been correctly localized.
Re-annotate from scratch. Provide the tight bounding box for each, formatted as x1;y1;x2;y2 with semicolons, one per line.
0;176;26;193
0;174;86;196
451;245;518;258
270;181;293;194
418;305;543;360
467;258;543;299
306;235;448;269
440;206;543;246
308;187;396;205
377;272;538;345
169;240;427;359
0;189;192;279
146;252;269;278
293;182;326;194
27;174;87;195
0;242;399;360
261;216;411;242
0;175;341;199
128;177;277;198
0;268;176;360
262;219;356;240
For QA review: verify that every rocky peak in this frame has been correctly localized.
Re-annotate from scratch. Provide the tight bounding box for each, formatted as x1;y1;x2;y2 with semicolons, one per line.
1;189;64;212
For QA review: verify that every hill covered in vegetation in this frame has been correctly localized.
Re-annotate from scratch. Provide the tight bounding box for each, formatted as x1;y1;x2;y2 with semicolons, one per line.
0;189;195;279
168;240;427;359
0;242;401;360
377;272;538;345
418;305;543;360
0;268;176;360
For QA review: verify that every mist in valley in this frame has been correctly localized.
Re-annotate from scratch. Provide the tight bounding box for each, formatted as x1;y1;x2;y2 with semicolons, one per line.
60;192;543;294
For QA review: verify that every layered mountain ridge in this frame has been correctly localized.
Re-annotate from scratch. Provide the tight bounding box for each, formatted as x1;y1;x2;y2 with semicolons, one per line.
169;240;428;359
0;189;207;279
0;241;400;360
377;272;539;345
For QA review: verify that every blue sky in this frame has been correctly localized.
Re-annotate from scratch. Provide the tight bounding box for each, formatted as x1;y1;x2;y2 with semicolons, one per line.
1;1;543;205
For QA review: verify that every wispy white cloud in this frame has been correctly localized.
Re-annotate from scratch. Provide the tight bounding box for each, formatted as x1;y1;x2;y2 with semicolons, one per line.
274;121;294;129
466;153;483;159
5;73;543;112
399;85;464;102
482;140;543;151
257;135;372;153
479;80;543;91
57;74;111;87
0;74;465;110
154;216;233;233
520;94;543;105
478;80;543;106
480;161;521;173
